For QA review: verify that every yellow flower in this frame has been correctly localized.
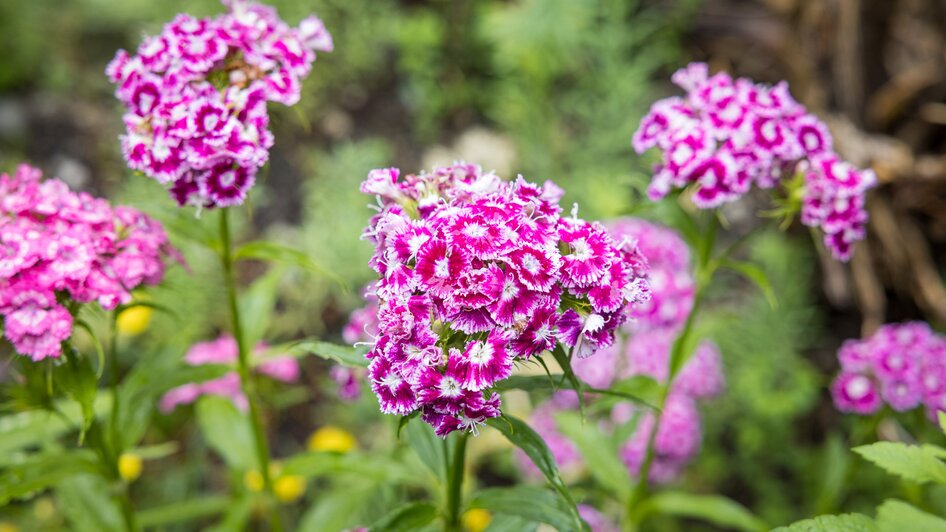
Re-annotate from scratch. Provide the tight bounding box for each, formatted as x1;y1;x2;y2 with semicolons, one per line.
244;470;264;492
118;453;143;482
462;508;492;532
117;305;152;336
0;522;19;532
307;426;357;453
274;475;306;503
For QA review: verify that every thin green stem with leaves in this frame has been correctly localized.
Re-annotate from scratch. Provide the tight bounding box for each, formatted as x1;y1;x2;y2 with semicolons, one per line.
444;432;469;531
625;212;718;531
218;208;284;532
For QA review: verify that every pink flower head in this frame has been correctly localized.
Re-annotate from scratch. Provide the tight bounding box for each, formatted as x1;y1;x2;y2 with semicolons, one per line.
107;1;332;208
359;164;651;435
832;321;946;420
0;164;175;360
633;62;876;261
160;334;300;412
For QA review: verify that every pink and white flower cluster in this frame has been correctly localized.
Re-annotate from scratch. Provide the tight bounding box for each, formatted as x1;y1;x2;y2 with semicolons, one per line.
106;0;332;208
832;322;946;420
0;164;174;361
160;334;300;412
523;219;724;484
632;62;876;260
360;164;651;436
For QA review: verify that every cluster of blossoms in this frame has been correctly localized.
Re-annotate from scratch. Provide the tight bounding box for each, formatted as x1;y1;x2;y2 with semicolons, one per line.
0;164;174;360
160;334;299;412
106;0;332;208
360;164;651;436
523;219;724;484
832;322;946;420
633;62;876;260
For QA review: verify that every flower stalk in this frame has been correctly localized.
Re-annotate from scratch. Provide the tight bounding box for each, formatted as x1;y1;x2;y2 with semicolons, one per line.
218;208;284;532
625;211;718;530
444;432;469;531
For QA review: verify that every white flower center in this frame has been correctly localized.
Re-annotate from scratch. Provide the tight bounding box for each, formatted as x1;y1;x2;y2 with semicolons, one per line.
521;254;541;274
434;257;450;278
570;237;592;261
845;376;870;400
468;342;493;365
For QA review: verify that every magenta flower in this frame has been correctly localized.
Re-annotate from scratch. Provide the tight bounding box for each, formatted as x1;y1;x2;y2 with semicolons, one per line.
832;321;946;420
633;62;876;260
0;164;175;360
160;335;300;412
360;164;651;436
107;0;332;208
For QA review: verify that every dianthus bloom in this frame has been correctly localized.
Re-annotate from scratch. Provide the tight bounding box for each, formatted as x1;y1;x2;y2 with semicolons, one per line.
832;322;946;420
160;335;300;412
633;62;876;260
0;164;174;360
522;219;724;484
360;164;651;436
106;0;332;208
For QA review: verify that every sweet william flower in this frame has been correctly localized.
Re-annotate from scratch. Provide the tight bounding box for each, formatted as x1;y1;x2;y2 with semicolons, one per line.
832;321;946;420
0;164;175;361
633;63;876;261
107;0;332;208
360;164;651;436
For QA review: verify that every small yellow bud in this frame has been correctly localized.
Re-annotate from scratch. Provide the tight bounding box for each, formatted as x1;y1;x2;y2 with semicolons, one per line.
117;305;152;336
33;496;55;521
274;475;306;503
307;426;357;453
462;508;492;532
244;470;264;492
0;522;19;532
118;453;143;482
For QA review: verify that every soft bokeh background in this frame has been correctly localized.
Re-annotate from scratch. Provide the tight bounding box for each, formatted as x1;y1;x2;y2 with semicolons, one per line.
2;0;946;530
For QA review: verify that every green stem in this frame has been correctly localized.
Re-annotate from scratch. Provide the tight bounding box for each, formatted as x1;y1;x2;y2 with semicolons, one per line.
218;208;284;532
624;213;717;531
444;432;469;531
107;315;140;532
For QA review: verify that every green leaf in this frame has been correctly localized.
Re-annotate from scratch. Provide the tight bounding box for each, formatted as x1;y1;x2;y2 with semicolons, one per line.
471;486;577;531
205;494;254;532
54;348;99;442
485;415;584;530
298;483;377;532
550;345;586;414
720;259;778;310
290;340;369;368
772;513;877;532
484;514;539;532
56;474;124;532
0;395;112;459
138;496;230;528
854;442;946;485
234;240;346;288
495;374;658;408
195;396;257;470
876;500;946;532
554;411;631;499
0;450;103;504
368;502;439;532
402;416;446;482
238;265;285;348
281;451;418;486
638;491;767;532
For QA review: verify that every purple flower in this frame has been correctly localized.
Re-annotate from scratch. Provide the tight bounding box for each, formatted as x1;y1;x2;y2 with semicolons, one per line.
633;62;876;261
358;164;652;435
107;1;332;208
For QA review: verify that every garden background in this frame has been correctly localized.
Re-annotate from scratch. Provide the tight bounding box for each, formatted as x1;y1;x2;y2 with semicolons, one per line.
1;0;946;530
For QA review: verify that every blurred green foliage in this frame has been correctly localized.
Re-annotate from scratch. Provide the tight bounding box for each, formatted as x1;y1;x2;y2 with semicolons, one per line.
4;0;940;530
